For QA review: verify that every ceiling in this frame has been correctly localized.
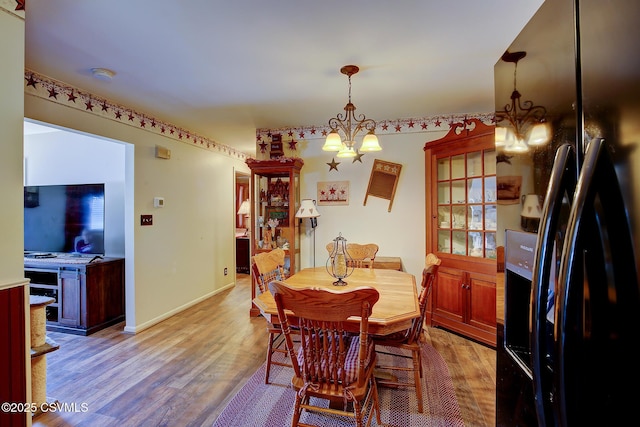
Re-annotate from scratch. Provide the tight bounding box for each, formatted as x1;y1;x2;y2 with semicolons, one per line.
24;0;543;155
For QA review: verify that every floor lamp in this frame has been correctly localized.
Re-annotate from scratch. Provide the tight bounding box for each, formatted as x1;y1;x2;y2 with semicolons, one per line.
295;199;320;267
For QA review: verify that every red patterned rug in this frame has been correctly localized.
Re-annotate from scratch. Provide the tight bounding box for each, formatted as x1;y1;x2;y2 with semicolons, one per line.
213;342;463;427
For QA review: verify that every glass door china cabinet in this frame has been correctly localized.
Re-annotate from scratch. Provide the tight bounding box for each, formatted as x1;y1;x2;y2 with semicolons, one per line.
246;157;303;317
424;119;497;346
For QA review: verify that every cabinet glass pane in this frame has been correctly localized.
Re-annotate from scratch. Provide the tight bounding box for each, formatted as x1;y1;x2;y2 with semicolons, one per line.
468;205;483;230
467;151;482;177
438;206;451;228
451;155;465;179
452;205;466;229
452;231;466;255
486;232;497;259
452;181;466;204
468;231;483;257
484;176;497;202
438;182;451;204
467;177;483;203
438;230;451;253
484;149;496;175
437;158;450;180
485;205;497;230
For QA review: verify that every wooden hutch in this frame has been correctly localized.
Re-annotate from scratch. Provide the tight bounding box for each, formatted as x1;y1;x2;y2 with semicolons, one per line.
424;119;497;347
246;157;303;317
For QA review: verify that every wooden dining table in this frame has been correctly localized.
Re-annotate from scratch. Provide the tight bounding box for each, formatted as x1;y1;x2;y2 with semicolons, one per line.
252;266;419;335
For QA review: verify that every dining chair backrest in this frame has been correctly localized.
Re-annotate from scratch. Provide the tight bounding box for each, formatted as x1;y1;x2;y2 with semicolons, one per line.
405;255;441;344
268;280;380;389
251;248;286;293
326;242;379;269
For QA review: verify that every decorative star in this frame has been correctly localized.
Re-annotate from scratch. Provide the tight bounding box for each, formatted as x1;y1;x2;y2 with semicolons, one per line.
85;100;94;111
25;75;37;88
128;112;135;121
352;151;364;163
115;110;122;119
434;119;442;127
150;120;156;128
139;119;146;128
382;123;389;131
288;139;298;150
160;126;165;133
47;87;58;99
101;102;109;112
421;122;428;130
259;141;268;153
321;129;328;136
288;129;294;137
170;128;175;135
394;124;402;132
67;91;77;102
310;128;317;135
408;120;415;128
15;0;25;11
327;158;340;171
298;131;305;138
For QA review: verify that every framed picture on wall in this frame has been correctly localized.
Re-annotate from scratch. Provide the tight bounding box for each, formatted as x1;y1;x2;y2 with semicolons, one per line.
317;181;349;206
497;175;522;204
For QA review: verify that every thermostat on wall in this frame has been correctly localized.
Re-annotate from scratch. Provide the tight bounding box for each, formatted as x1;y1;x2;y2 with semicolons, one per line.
154;197;165;208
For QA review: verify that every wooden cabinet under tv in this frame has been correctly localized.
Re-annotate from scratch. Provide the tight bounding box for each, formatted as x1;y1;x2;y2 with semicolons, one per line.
25;257;125;335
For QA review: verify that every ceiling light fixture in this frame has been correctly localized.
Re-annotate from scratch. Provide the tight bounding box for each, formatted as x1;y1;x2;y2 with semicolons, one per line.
495;51;550;153
91;67;116;81
322;65;381;158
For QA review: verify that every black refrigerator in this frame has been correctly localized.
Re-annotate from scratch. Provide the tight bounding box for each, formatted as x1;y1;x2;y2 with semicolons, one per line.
495;0;640;426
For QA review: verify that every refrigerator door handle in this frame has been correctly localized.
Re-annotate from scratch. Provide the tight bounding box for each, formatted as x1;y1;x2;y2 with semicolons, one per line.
555;138;638;426
530;143;576;427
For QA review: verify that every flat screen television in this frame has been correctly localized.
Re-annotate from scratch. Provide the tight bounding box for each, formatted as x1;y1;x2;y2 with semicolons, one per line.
24;183;105;256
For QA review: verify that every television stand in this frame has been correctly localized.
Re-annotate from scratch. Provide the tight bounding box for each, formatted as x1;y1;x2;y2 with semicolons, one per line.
24;256;125;335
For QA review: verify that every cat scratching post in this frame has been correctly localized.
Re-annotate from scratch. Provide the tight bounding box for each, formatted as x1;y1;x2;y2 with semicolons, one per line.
29;296;59;414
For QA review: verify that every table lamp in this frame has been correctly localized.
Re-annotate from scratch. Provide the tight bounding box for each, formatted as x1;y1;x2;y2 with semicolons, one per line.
521;194;542;233
237;199;250;236
295;199;320;267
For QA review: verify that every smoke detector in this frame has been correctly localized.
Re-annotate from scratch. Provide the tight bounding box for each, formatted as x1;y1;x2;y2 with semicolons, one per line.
91;68;116;81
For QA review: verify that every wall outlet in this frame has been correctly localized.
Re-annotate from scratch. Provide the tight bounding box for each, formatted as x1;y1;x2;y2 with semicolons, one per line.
224;267;228;276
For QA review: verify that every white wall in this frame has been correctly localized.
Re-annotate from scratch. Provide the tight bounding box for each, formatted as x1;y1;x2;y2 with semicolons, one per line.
24;93;251;333
275;129;453;282
0;7;26;287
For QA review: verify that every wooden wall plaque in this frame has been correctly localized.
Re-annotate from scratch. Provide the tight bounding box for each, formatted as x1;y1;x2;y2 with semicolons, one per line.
364;159;402;212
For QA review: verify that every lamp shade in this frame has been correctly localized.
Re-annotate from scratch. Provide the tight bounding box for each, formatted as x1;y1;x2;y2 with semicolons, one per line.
295;199;320;218
360;131;381;151
237;199;250;216
336;144;357;158
521;194;542;218
322;131;343;151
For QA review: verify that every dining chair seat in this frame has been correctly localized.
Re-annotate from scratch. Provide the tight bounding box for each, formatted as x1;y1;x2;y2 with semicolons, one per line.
372;253;441;413
252;248;292;384
269;280;382;427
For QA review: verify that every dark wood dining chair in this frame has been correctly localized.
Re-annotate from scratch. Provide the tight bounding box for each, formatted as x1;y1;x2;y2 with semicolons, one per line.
268;280;382;427
372;253;441;413
251;248;290;384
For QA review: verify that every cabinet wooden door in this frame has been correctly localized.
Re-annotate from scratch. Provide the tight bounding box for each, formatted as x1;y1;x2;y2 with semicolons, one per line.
425;119;497;347
58;268;81;326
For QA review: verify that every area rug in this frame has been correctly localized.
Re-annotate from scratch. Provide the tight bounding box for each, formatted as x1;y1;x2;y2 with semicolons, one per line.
212;342;464;427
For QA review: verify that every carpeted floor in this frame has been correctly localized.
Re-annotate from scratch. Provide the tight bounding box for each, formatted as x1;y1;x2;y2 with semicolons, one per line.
213;342;464;427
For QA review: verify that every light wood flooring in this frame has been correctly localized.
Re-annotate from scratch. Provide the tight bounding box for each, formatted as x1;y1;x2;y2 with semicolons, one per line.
32;273;496;427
